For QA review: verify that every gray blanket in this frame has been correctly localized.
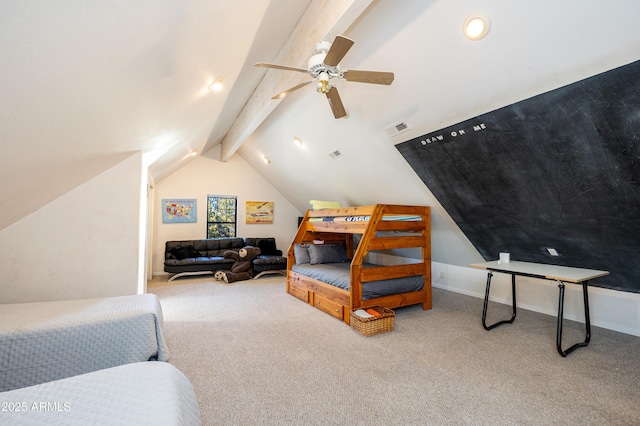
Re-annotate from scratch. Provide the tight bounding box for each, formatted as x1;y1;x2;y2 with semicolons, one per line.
291;262;423;299
0;362;201;425
0;294;170;391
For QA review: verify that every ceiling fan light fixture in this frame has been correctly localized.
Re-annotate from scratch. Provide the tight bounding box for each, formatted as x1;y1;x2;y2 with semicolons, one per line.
463;15;491;40
315;40;331;54
318;72;330;93
255;34;394;119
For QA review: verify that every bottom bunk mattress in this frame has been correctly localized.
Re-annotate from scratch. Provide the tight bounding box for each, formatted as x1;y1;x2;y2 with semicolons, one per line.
0;294;170;391
291;262;423;299
0;361;201;425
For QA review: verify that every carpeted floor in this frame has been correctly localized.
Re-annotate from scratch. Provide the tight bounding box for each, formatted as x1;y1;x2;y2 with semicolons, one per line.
148;275;640;425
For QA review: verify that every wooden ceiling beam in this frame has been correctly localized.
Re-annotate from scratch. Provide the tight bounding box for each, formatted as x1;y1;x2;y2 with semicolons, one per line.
220;0;373;161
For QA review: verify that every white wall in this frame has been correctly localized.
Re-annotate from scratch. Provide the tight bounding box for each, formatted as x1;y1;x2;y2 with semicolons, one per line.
151;148;303;275
0;153;144;303
235;0;640;339
433;262;640;338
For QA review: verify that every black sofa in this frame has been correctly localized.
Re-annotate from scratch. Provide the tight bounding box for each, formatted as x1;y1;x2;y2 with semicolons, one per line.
164;237;287;281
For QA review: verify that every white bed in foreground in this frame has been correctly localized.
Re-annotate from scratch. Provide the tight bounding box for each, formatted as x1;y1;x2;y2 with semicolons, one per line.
0;362;201;425
0;294;170;391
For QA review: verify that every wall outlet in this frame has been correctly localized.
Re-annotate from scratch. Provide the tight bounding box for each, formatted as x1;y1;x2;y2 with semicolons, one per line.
438;271;445;279
547;248;559;256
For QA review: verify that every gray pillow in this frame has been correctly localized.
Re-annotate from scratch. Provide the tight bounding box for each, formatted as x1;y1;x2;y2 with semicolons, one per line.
293;244;310;265
308;244;348;264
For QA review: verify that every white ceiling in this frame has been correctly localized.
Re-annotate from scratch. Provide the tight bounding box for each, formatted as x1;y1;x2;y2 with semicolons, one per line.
2;0;640;243
0;0;312;230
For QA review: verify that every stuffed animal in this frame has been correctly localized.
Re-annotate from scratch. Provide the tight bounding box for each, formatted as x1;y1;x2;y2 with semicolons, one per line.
215;246;261;283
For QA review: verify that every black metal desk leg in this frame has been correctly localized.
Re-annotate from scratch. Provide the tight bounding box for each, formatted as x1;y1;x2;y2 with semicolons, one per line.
556;280;591;357
482;272;517;330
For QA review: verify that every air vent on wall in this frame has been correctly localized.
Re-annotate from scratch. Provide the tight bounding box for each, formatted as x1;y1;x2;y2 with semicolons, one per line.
385;121;410;137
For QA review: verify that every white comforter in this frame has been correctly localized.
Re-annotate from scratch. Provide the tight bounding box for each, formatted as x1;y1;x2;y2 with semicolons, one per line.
0;294;170;391
0;362;201;425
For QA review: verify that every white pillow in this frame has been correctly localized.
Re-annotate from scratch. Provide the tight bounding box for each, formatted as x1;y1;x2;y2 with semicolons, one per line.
309;200;342;210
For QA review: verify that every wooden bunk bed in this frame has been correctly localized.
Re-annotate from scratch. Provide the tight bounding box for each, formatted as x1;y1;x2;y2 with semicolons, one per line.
287;204;431;325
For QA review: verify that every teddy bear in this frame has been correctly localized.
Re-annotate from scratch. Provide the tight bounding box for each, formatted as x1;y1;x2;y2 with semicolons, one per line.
214;246;261;283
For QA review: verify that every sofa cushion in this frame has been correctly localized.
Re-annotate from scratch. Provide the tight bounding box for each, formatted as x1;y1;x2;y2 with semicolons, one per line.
244;238;282;256
170;247;202;260
257;239;278;256
164;258;235;274
253;255;287;272
194;238;244;256
165;255;229;265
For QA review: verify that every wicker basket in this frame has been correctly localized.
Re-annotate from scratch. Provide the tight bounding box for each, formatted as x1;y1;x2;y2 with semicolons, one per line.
350;306;395;336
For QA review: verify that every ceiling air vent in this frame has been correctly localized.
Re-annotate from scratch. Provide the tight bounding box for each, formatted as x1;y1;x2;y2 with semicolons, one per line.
385;121;410;137
328;149;342;159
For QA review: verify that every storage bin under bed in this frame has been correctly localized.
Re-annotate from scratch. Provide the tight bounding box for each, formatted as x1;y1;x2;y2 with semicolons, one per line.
350;306;395;336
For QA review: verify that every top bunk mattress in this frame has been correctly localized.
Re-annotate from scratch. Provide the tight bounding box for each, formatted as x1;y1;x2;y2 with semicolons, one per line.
308;215;422;223
291;262;423;299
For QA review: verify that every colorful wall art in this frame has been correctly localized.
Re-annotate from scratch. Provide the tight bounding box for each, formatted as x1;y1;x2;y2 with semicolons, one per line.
162;199;197;223
246;201;274;224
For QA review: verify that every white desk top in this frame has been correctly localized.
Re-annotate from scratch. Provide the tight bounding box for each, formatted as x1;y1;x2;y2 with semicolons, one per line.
469;260;610;283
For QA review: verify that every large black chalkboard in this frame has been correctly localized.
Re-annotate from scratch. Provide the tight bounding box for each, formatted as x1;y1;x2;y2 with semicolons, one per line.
397;59;640;293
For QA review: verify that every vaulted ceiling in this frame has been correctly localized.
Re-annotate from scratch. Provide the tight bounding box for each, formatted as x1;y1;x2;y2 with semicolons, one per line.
2;0;639;236
1;0;317;230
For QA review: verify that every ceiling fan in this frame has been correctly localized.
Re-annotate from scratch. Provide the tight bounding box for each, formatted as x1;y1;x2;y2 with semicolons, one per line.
255;35;394;119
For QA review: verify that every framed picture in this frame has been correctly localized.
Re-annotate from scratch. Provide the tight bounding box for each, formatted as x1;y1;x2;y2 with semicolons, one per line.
246;201;274;224
162;199;197;223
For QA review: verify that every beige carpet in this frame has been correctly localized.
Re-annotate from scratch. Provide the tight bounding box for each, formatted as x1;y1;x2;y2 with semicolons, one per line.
148;275;640;426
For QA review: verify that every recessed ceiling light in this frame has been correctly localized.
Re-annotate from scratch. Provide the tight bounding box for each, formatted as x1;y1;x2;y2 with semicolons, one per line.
262;155;270;164
208;80;223;91
293;137;303;146
463;15;491;41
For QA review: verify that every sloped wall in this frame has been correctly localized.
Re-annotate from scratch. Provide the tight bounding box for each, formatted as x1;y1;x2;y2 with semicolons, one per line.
0;153;143;303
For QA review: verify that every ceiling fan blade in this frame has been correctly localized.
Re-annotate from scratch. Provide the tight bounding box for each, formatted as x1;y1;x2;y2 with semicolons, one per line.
255;62;308;73
323;35;354;67
343;70;394;85
325;87;347;119
271;80;314;100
